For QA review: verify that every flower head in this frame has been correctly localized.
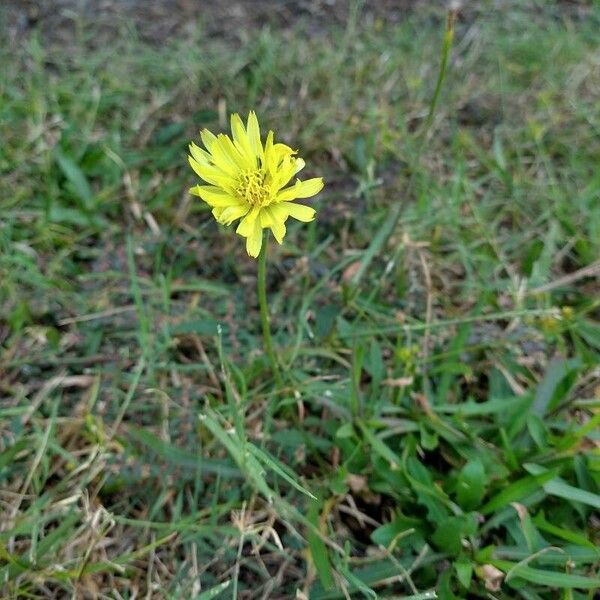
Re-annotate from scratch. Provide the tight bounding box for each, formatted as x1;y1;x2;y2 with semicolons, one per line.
188;112;324;257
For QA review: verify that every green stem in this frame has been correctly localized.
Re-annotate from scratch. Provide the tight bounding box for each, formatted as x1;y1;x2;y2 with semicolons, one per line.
258;231;283;386
349;8;456;292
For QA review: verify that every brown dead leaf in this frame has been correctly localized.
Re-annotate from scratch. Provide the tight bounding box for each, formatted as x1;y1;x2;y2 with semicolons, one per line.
346;474;367;493
511;502;527;521
342;261;361;282
383;377;414;388
477;564;504;591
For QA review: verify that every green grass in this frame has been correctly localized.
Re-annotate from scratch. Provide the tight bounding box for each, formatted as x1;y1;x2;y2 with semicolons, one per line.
1;2;600;598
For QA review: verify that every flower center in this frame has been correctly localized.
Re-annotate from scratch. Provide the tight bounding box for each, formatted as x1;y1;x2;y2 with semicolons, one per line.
236;169;269;207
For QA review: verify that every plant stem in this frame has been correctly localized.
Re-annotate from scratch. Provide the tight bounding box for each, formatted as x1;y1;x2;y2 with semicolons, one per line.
349;8;456;291
257;231;283;386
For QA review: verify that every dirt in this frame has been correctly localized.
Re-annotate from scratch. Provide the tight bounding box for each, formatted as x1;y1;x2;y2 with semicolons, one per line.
1;0;448;48
3;0;593;52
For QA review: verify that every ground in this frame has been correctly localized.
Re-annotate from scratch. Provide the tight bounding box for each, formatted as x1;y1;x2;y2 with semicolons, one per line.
0;1;599;599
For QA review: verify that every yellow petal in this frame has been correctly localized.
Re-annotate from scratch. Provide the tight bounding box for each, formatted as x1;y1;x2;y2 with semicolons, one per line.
259;208;274;227
200;128;217;152
265;207;286;243
283;202;316;222
295;158;305;174
262;130;276;173
247;111;263;160
276;177;324;202
236;207;260;237
264;130;274;154
230;113;255;167
258;207;286;243
245;218;263;258
212;207;226;222
189;142;211;165
271;221;286;244
207;136;240;177
190;185;240;207
267;142;294;173
273;142;295;157
220;204;249;225
272;156;298;192
268;203;289;224
188;156;235;189
218;134;253;170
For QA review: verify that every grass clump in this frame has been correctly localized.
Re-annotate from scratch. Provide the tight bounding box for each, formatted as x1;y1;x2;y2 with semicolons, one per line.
1;2;599;598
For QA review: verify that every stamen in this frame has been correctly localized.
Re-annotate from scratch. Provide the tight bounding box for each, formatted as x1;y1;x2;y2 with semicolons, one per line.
236;170;269;206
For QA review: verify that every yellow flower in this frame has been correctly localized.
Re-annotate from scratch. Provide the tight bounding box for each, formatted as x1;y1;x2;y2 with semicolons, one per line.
188;112;324;257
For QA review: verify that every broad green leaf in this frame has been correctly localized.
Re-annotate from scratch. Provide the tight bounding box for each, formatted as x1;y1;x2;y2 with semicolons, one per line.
307;501;335;590
578;320;600;350
492;559;600;589
336;422;354;439
433;395;529;416
454;558;473;590
435;323;472;403
432;514;478;554
35;511;80;560
371;514;422;547
524;464;600;509
247;444;316;500
47;205;92;226
200;410;273;500
494;545;600;566
457;458;486;510
127;426;240;478
55;149;94;209
527;413;548;449
533;512;598;550
480;470;558;514
531;358;580;417
405;457;452;525
510;503;547;553
357;420;401;467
